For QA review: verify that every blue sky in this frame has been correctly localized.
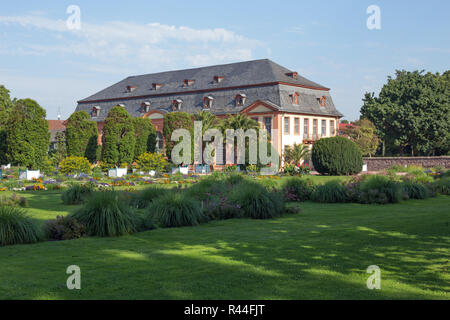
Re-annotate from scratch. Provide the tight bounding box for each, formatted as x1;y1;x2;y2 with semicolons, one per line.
0;0;449;120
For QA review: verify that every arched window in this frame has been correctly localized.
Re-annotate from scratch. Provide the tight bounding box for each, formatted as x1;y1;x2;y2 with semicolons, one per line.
172;99;183;111
203;96;214;109
235;93;247;106
141;102;151;113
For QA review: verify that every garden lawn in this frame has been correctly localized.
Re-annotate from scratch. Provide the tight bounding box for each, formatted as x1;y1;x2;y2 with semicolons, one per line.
0;195;448;300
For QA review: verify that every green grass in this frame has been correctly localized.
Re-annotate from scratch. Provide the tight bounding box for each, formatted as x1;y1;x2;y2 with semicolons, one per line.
0;192;448;300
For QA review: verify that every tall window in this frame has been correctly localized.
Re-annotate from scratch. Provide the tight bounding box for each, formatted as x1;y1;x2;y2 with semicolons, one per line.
313;119;318;138
321;120;326;136
264;117;272;137
330;120;335;136
284;117;290;135
304;119;309;138
294;118;300;135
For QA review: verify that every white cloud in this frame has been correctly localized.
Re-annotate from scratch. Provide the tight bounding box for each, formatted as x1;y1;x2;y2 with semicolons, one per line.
0;14;261;69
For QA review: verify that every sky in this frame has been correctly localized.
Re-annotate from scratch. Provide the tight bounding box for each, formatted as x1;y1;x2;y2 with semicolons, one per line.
0;0;449;121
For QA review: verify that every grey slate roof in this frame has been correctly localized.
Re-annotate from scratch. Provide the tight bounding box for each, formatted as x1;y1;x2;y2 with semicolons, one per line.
76;59;343;120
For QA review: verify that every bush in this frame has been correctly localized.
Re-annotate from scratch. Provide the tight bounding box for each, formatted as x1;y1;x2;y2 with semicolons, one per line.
59;156;92;175
135;152;168;173
431;177;450;195
61;184;94;205
311;180;349;203
359;175;402;204
0;194;27;207
0;206;41;246
45;216;87;240
148;192;206;228
281;177;315;202
130;186;167;209
230;181;285;219
402;181;429;199
70;191;139;237
312;137;363;175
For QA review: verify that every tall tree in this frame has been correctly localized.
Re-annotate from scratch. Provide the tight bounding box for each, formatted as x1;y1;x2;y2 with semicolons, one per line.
361;70;450;156
133;117;156;160
340;119;379;157
50;131;68;166
66;111;99;162
0;85;13;164
6;99;50;169
101;106;136;166
163;112;193;161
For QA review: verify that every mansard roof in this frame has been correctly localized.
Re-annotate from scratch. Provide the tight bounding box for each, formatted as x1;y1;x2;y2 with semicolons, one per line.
76;59;343;119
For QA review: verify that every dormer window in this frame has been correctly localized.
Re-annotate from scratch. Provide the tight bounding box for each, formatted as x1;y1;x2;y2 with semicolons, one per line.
213;76;224;84
118;103;126;108
290;92;300;105
286;72;298;80
172;99;183;111
318;96;326;107
91;106;101;118
141;102;151;113
235;93;247;106
152;83;163;90
126;85;137;93
184;79;195;87
203;96;214;109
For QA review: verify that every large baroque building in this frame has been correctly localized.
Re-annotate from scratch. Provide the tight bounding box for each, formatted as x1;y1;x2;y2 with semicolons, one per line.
76;59;343;160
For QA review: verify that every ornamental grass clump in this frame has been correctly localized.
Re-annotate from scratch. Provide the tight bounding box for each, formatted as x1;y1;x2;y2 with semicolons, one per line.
359;175;402;204
281;177;315;202
230;180;285;219
148;192;206;228
0;206;42;246
70;191;139;237
431;177;450;195
61;184;94;205
130;185;168;209
311;180;349;203
401;181;429;200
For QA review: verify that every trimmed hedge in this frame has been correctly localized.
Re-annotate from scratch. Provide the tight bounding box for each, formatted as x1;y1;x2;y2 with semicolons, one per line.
312;136;363;175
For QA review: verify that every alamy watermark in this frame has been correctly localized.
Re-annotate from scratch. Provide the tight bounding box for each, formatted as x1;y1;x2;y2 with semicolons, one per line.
66;5;81;30
366;5;381;30
170;122;279;175
66;265;81;290
366;265;381;289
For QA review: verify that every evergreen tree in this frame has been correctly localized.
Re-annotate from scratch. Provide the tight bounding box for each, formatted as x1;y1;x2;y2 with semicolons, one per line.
66;111;99;162
101;106;136;166
0;85;13;164
163;112;193;161
6;99;50;169
133;117;156;160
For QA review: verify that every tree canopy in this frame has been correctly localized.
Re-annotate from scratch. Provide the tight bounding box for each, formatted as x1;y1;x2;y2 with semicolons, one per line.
361;70;450;156
6;99;50;169
133;117;157;160
101;106;136;166
0;85;13;164
340;119;379;157
66;111;99;163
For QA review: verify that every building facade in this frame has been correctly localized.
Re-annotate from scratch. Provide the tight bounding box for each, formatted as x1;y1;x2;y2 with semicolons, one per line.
75;59;343;162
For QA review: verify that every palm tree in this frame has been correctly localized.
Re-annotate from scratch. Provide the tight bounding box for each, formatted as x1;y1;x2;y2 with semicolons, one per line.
193;110;218;135
219;113;259;132
283;143;311;166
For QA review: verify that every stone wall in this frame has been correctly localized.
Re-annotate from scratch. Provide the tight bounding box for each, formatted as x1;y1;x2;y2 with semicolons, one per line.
363;156;450;171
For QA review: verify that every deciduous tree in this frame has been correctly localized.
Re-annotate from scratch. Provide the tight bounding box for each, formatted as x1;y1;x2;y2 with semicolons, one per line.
66;111;99;162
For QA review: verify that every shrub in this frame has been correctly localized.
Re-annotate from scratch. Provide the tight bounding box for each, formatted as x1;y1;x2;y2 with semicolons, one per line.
148;192;206;228
359;175;403;204
61;184;94;205
0;206;41;246
135;152;168;173
402;181;429;199
45;216;87;240
230;181;285;219
0;194;27;207
281;177;315;202
311;180;349;203
130;186;167;209
70;191;139;237
431;177;450;195
312;136;363;175
59;156;92;175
